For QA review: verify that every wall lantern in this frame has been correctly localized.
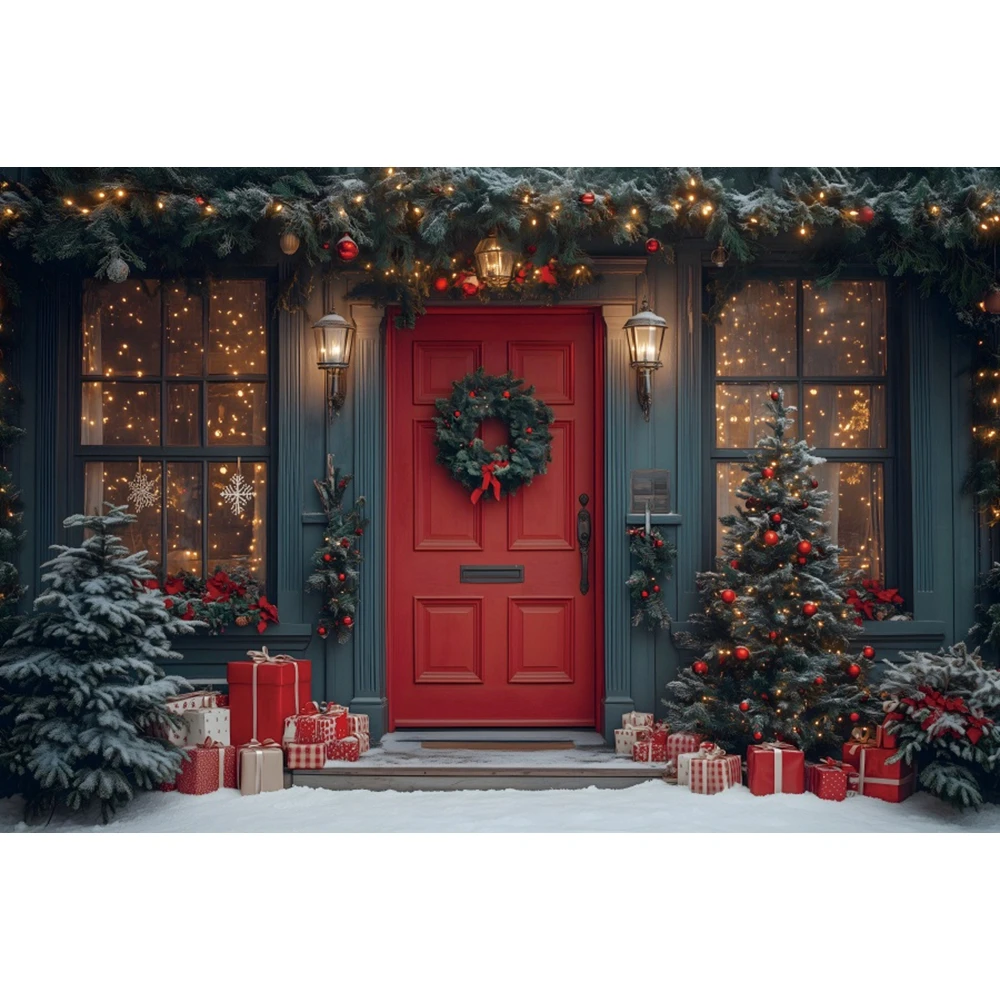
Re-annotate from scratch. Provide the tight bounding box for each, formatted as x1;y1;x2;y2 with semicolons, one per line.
623;299;668;422
313;309;356;417
474;231;517;289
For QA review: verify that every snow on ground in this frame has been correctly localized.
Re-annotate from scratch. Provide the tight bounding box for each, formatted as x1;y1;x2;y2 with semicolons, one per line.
2;780;999;833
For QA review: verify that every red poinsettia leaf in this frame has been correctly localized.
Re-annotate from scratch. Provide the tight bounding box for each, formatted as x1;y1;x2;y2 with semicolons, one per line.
968;726;983;745
143;579;161;591
164;575;187;595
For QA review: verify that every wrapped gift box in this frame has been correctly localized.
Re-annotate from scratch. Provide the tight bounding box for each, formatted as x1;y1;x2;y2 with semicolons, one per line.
842;741;916;803
632;739;668;763
182;706;230;747
614;727;651;756
283;712;322;745
328;736;362;762
228;649;311;747
285;742;327;769
176;741;237;795
238;740;285;795
314;707;350;743
622;711;654;729
347;713;369;736
805;759;856;802
746;742;805;796
876;724;898;750
666;732;704;764
167;691;219;714
150;690;220;746
689;748;742;795
677;743;719;786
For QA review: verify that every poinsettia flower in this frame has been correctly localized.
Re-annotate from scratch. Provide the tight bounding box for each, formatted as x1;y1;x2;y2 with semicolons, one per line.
143;578;161;591
253;595;280;632
164;598;174;610
180;603;196;621
164;575;187;595
205;570;236;602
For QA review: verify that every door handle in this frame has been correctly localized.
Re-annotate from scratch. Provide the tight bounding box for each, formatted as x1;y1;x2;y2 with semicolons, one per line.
577;493;591;596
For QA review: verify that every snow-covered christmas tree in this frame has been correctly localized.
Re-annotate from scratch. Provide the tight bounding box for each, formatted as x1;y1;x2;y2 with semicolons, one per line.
665;388;878;757
0;505;198;822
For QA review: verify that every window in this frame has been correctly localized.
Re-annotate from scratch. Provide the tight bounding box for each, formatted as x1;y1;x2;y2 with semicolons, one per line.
712;279;890;579
78;278;271;581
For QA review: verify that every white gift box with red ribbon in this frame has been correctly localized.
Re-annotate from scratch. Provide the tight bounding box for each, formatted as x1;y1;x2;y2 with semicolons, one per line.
182;706;230;747
615;726;652;756
622;711;654;730
686;742;742;795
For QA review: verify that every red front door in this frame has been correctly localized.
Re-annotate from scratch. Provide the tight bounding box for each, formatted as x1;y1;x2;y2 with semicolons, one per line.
387;307;602;728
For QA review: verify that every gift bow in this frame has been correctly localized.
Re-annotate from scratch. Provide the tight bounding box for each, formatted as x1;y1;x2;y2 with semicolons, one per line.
818;757;856;773
248;647;297;665
849;726;876;748
198;737;224;750
694;741;726;760
470;461;508;504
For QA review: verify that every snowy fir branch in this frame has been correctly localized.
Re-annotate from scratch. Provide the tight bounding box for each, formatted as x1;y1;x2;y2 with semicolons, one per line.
627;527;675;630
307;455;368;643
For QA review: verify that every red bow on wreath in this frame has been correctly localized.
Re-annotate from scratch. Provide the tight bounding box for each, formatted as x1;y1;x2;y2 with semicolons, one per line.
470;461;508;504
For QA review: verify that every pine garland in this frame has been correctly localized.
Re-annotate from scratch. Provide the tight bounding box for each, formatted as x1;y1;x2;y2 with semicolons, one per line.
626;527;676;629
307;456;367;642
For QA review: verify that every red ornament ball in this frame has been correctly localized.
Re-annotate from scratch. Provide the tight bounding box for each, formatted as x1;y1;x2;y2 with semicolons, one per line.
762;467;775;479
729;559;740;570
848;663;861;678
336;235;360;261
355;528;364;536
502;390;511;398
754;731;763;741
770;391;780;401
323;553;332;563
195;195;205;205
644;237;661;254
802;602;818;617
720;589;737;604
342;616;354;627
693;659;708;675
810;479;819;489
862;645;876;659
768;630;779;641
653;585;660;593
338;573;346;581
734;646;751;661
434;276;449;292
850;712;860;723
340;538;351;548
525;427;533;434
526;244;537;254
797;556;807;565
770;512;782;524
763;530;780;546
317;626;327;636
814;675;825;685
857;205;875;224
739;700;750;712
468;391;476;398
453;410;461;418
641;590;649;599
579;191;596;206
796;540;813;555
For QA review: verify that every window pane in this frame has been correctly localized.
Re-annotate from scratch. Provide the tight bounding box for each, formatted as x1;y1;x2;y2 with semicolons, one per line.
82;280;161;377
802;280;887;377
166;284;204;376
166;384;201;446
208;280;267;376
206;383;267;446
715;280;797;378
208;461;267;580
81;382;160;447
84;461;162;569
166;462;203;577
715;383;798;448
803;384;886;449
812;462;885;580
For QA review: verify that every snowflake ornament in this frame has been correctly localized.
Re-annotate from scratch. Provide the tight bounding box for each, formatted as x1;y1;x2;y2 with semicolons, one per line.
127;467;158;512
221;461;255;516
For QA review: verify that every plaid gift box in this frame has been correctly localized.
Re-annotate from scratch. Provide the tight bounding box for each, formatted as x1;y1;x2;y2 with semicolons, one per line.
632;739;668;763
688;745;742;795
622;711;654;729
285;742;327;769
347;713;369;736
666;732;704;764
182;706;230;747
746;741;805;796
677;743;719;786
328;736;362;762
805;758;856;802
614;726;651;756
176;740;237;795
238;739;284;795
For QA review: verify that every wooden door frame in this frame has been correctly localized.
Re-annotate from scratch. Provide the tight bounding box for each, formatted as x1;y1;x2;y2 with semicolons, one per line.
384;305;606;732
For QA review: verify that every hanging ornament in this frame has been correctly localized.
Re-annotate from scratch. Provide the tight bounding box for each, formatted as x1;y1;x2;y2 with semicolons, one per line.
770;513;782;524
693;660;708;675
984;286;1000;315
434;276;449;292
644;237;661;254
220;457;255;516
797;556;807;565
857;205;875;223
802;602;818;617
342;616;354;627
763;530;779;546
768;630;779;641
107;257;130;283
734;646;750;661
862;645;876;659
720;589;737;604
810;478;819;488
770;390;780;401
762;467;775;479
336;235;360;261
127;458;158;513
279;232;300;255
753;731;763;741
710;243;729;268
847;663;861;678
579;192;596;206
739;700;750;712
796;540;813;555
729;559;740;569
814;675;825;685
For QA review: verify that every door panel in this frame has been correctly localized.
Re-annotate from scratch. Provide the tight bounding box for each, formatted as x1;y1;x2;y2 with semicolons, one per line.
388;308;600;728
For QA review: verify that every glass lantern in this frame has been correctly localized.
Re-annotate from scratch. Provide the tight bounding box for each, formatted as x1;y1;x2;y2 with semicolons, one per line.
473;231;517;289
312;311;356;416
623;300;668;421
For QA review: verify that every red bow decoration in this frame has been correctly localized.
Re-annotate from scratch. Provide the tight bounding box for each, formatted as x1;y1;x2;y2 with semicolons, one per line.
470;461;508;504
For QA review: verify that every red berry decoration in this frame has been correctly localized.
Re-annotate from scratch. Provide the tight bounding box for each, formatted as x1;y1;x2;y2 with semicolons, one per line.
323;553;332;562
641;590;649;599
754;731;763;741
848;663;861;678
653;585;660;593
340;538;350;548
763;530;779;546
336;235;360;261
762;467;775;479
720;589;737;604
355;528;364;536
770;391;780;401
644;237;661;254
850;712;860;723
693;660;708;675
434;276;449;292
734;646;750;661
802;602;818;616
814;676;825;685
338;573;346;581
729;559;740;569
770;512;782;524
857;205;875;223
810;479;819;488
342;616;354;627
796;540;813;555
317;626;327;636
739;700;750;712
768;630;779;641
862;645;876;659
579;191;596;206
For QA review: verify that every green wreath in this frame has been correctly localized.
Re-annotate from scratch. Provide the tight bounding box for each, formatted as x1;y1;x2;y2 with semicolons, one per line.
434;368;554;502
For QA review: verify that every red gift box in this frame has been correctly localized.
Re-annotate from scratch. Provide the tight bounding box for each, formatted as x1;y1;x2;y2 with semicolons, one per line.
228;648;311;747
746;741;805;796
285;742;328;769
314;706;349;743
176;740;237;795
689;746;742;795
282;702;347;744
328;736;361;762
876;723;898;749
666;732;703;764
805;758;856;802
842;740;916;803
632;739;668;763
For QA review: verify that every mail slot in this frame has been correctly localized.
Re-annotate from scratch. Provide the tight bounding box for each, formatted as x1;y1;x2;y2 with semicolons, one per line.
460;564;524;584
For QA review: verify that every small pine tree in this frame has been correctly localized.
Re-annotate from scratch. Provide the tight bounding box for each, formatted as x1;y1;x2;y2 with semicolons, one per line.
665;388;878;758
308;455;368;643
0;505;198;823
881;643;1000;808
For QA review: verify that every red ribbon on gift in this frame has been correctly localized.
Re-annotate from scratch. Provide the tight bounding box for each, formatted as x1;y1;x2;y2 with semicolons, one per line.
470;461;508;504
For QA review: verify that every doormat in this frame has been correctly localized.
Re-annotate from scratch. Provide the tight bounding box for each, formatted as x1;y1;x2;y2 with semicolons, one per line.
420;741;576;752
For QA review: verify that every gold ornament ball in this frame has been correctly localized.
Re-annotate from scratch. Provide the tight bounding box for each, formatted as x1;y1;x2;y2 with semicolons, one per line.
984;286;1000;315
279;232;301;256
710;244;729;268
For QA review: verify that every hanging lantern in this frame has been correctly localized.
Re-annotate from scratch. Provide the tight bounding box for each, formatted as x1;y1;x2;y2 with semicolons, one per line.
313;310;356;417
710;243;729;268
473;231;516;290
623;299;669;422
